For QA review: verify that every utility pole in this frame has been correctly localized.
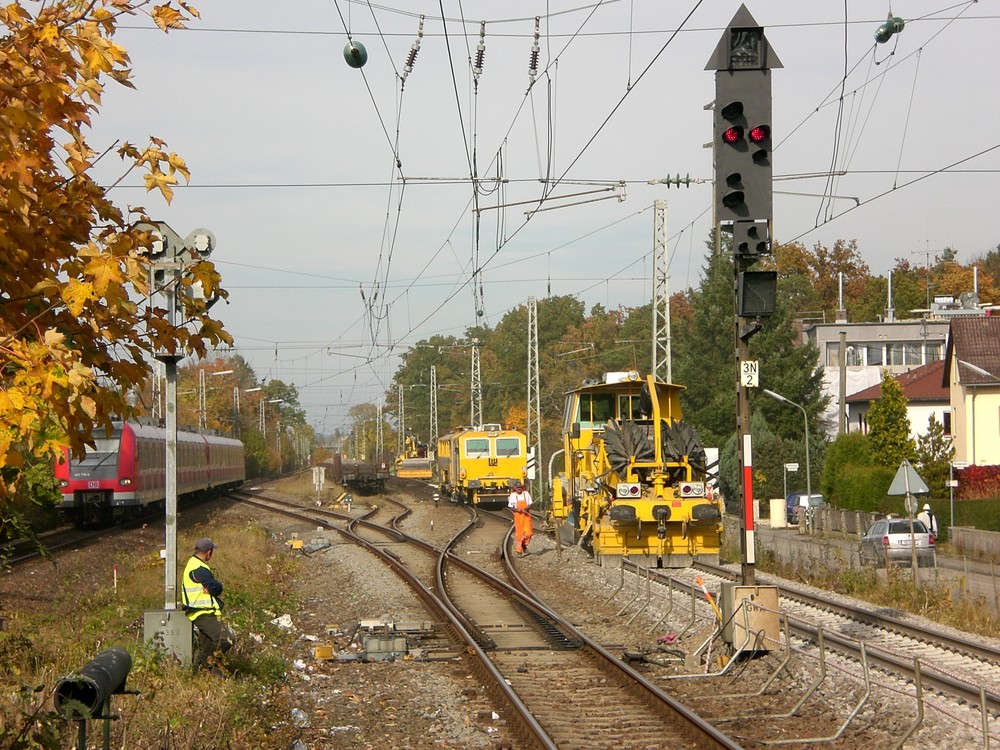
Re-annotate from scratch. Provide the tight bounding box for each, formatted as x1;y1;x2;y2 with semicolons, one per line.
708;6;781;586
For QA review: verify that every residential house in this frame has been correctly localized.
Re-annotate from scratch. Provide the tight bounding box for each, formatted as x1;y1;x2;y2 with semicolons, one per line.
844;359;949;442
942;316;1000;466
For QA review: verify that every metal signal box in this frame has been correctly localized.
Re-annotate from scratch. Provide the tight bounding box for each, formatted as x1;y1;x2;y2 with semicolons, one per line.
144;609;194;664
720;584;780;651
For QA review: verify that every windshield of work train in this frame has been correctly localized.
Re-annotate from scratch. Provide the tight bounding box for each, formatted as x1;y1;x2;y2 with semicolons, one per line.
464;438;490;458
495;437;521;457
573;392;646;430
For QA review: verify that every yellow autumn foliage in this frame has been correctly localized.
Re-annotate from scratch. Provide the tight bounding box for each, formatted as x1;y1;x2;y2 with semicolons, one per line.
0;1;230;521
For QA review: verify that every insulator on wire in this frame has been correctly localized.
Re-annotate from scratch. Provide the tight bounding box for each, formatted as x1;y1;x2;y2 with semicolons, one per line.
528;16;540;84
401;15;424;84
473;21;486;80
875;12;904;43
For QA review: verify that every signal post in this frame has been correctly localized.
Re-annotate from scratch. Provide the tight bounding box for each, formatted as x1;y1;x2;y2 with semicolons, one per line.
139;221;217;664
707;6;780;589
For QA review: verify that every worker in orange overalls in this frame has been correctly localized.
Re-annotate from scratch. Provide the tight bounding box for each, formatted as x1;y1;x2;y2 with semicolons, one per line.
507;481;533;556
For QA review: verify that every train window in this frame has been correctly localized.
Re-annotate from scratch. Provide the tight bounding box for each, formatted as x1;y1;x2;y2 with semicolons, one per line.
464;438;490;458
74;434;122;468
619;394;642;420
495;437;521;457
563;395;575;433
579;394;614;428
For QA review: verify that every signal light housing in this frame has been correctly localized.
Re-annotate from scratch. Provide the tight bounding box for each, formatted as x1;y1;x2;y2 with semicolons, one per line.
713;67;773;223
733;220;770;256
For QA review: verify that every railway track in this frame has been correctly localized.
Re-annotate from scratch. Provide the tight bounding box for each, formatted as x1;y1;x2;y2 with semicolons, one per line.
690;562;1000;710
593;558;1000;746
233;488;741;749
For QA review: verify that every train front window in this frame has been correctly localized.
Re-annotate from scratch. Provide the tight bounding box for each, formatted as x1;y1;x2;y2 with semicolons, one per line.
74;433;123;468
619;394;643;420
578;394;614;428
465;438;490;458
495;437;521;457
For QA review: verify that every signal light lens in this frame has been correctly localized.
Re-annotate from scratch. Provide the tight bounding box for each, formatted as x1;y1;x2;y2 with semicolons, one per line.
722;191;745;208
720;101;744;121
722;126;743;144
748;125;770;143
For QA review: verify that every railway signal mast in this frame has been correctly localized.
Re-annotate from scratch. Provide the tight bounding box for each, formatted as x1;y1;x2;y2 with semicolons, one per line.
707;5;780;586
137;221;216;610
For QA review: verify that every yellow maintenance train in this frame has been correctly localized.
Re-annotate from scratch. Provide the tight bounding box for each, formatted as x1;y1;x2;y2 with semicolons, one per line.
437;424;527;509
550;371;722;568
395;430;434;480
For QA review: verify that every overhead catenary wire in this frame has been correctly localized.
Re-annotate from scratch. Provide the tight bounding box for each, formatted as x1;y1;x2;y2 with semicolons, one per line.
170;2;997;429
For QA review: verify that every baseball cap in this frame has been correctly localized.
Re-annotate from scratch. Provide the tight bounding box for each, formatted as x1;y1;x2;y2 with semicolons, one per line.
194;538;216;552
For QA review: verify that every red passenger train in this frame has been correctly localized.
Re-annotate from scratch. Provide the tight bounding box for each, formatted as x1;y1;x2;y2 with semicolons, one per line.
54;422;245;527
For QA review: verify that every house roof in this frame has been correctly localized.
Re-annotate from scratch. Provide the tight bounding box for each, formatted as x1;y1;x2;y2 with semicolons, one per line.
846;359;948;404
942;316;1000;387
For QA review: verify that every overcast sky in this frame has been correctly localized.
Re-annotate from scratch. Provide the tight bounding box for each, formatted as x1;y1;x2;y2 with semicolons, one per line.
88;1;1000;432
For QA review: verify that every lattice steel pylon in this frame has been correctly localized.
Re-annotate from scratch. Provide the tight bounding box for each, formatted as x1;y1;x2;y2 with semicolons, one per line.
151;361;162;422
397;386;404;456
376;400;384;463
526;297;543;507
470;339;482;428
198;368;207;431
429;366;438;457
652;199;672;382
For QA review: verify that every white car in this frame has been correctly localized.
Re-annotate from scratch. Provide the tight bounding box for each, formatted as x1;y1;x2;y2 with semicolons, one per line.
859;516;935;568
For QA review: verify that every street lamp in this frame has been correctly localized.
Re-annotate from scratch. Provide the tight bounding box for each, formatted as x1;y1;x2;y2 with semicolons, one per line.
198;369;235;431
763;389;811;528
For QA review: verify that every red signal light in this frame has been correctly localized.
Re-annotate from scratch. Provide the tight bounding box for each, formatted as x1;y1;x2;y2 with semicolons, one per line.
748;124;770;143
722;126;743;144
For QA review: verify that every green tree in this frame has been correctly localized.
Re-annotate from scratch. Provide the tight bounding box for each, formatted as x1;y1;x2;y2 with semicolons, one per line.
866;370;916;467
914;414;954;497
671;239;827;502
819;431;873;503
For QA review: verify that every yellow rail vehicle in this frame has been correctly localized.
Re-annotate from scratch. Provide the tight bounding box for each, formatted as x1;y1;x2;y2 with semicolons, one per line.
437;424;527;509
550;371;722;568
395;432;434;480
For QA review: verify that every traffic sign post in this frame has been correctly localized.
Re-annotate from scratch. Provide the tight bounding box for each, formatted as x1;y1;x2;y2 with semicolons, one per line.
887;459;930;580
949;460;969;537
782;462;799;501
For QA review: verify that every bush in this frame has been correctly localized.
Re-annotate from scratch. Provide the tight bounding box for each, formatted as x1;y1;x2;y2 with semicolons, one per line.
833;465;897;512
820;432;873;502
956;465;1000;500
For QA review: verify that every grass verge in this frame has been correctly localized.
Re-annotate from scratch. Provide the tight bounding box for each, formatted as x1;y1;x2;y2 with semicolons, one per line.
0;516;304;749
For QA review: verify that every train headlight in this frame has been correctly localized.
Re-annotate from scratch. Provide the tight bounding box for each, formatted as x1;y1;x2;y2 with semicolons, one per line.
678;482;705;498
616;482;641;499
120;477;132;487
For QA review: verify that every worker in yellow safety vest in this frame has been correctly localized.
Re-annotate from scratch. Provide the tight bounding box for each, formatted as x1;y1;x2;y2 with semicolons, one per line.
181;538;234;674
